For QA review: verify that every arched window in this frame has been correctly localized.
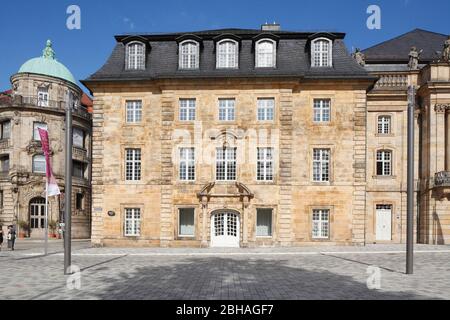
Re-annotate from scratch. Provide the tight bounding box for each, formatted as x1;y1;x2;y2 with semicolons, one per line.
126;42;146;70
376;150;392;176
33;155;46;174
256;39;276;68
217;40;238;69
378;115;392;134
311;38;332;67
179;41;200;70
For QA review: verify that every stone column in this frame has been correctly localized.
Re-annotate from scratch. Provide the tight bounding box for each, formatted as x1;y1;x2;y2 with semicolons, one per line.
446;107;450;172
435;104;447;173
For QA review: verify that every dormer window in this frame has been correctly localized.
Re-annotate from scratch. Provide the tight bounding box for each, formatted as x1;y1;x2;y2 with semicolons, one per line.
311;38;332;67
126;42;146;70
256;39;276;68
179;40;200;70
217;40;238;69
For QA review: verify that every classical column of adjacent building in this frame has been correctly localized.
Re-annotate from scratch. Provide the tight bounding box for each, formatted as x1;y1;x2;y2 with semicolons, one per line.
446;106;450;172
434;104;447;173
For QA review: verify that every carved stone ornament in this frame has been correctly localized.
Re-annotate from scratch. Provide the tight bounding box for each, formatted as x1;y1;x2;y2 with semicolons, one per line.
435;104;450;113
442;36;450;62
408;46;423;70
352;48;366;66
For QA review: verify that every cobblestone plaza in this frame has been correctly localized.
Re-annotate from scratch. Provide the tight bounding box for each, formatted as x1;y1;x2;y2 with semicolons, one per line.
1;241;449;300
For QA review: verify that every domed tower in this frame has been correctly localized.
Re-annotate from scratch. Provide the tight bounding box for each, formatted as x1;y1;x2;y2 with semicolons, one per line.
0;40;92;239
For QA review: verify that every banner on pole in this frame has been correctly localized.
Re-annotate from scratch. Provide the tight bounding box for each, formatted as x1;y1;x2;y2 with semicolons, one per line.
38;128;61;197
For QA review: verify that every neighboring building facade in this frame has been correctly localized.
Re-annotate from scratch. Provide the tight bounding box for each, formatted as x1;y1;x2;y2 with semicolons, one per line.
0;41;93;239
362;29;450;245
83;25;450;247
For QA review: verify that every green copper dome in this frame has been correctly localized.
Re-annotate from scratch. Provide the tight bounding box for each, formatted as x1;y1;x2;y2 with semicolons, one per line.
18;40;77;85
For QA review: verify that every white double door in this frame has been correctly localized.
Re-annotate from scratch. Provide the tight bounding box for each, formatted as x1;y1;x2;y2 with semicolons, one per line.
211;212;240;248
376;207;392;241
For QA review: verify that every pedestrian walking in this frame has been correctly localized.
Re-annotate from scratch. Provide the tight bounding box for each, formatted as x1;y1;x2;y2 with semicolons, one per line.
7;225;16;251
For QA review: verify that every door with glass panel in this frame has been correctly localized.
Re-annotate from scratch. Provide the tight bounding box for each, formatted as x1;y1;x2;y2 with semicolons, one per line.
29;197;46;237
211;212;240;248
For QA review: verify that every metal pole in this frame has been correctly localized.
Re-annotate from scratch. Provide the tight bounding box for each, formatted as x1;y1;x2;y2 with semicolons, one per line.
407;85;415;275
64;92;73;275
44;182;49;256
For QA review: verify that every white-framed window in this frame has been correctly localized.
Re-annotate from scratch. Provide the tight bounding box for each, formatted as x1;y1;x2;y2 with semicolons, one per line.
32;155;46;174
377;150;392;176
257;98;275;121
378;116;391;134
37;87;49;107
313;99;331;122
179;41;200;70
313;149;330;182
257;147;274;181
180;148;195;181
179;208;195;237
312;209;330;239
256;209;273;237
256;39;276;68
0;121;11;140
125;208;141;237
217;40;238;69
218;99;235;121
216;148;237;181
126;100;142;123
179;99;196;121
125;149;142;181
33;122;48;141
126;42;146;70
311;38;332;67
73;128;85;148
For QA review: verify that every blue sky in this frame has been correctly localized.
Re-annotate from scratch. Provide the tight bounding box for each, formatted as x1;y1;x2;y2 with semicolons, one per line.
0;0;448;92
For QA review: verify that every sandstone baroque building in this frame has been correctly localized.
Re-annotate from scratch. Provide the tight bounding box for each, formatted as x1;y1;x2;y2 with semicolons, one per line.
0;41;93;239
83;26;450;247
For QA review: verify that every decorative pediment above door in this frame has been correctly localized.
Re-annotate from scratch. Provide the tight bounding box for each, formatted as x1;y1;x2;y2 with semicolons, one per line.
197;182;254;208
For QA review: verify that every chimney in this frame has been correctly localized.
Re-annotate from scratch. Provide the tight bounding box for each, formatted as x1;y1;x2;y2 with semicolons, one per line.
261;22;281;32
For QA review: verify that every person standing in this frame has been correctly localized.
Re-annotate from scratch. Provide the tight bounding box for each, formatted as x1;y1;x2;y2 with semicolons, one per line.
7;225;16;251
0;226;4;251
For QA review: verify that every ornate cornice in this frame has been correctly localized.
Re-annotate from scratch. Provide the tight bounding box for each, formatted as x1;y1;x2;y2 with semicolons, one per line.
435;104;450;113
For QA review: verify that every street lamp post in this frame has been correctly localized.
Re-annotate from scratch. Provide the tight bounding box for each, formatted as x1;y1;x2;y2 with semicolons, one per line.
407;85;415;275
64;92;73;275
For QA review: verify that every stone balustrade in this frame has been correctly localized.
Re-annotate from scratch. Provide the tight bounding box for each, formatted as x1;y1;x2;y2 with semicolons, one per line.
434;171;450;188
0;139;10;150
374;73;409;88
73;146;89;162
0;95;92;121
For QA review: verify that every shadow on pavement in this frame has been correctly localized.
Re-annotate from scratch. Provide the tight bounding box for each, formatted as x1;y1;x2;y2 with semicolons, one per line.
89;257;428;300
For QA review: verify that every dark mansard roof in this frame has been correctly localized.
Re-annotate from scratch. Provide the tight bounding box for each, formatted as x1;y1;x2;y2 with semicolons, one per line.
83;28;372;84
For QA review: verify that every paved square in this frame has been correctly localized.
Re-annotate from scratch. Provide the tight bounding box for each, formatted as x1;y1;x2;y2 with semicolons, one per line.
0;241;449;300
